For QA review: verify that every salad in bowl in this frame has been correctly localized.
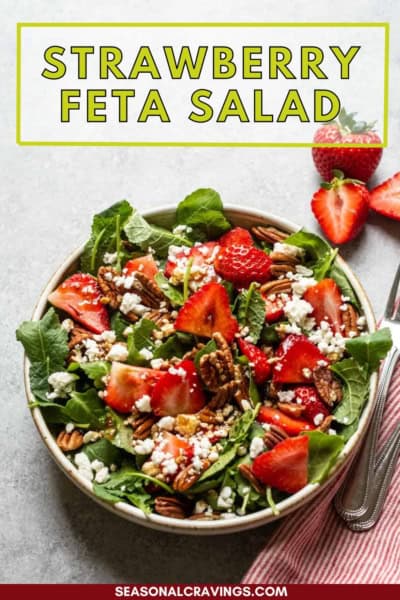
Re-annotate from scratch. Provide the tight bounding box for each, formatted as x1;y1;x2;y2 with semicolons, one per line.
17;189;391;531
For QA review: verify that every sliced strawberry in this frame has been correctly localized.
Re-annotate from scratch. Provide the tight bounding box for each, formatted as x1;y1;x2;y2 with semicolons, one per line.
262;292;287;323
218;227;254;247
273;334;329;384
175;282;238;343
48;273;110;333
164;242;219;279
155;432;193;461
258;406;314;436
311;171;370;244
252;435;309;494
238;338;271;385
303;278;343;334
292;386;330;426
105;362;164;413
214;244;272;288
151;360;206;417
124;255;158;280
369;172;400;221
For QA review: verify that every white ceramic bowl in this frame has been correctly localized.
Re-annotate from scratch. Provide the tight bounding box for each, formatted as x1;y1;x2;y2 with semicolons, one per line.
24;205;377;535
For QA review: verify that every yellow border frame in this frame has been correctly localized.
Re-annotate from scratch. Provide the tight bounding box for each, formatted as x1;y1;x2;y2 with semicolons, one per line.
16;22;389;147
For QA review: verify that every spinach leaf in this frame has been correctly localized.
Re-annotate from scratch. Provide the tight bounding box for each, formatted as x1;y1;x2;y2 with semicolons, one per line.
337;419;360;442
331;358;369;426
80;361;110;389
175;188;231;241
16;308;69;402
110;312;131;341
80;200;133;274
285;230;335;281
106;409;136;456
260;324;280;346
345;328;392;375
229;405;260;445
305;431;345;483
329;263;361;310
248;374;261;406
154;273;184;306
124;209;192;257
83;438;121;466
153;333;193;360
64;388;107;429
198;445;238;482
126;318;157;365
236;283;265;343
29;401;71;425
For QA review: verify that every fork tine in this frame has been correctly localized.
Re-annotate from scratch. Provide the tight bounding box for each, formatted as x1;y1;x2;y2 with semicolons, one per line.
385;264;400;320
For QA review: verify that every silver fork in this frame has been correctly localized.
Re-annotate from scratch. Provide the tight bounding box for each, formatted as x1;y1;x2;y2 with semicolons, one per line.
334;264;400;530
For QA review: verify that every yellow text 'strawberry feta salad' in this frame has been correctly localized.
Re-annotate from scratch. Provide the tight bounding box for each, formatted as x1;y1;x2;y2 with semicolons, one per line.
17;189;391;520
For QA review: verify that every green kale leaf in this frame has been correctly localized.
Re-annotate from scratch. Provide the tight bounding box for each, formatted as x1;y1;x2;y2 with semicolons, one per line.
16;308;69;402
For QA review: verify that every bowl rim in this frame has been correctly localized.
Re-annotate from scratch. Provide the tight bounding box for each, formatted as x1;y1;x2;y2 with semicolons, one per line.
23;203;378;535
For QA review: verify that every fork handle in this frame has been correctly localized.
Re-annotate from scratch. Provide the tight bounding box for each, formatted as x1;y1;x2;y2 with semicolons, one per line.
335;345;399;520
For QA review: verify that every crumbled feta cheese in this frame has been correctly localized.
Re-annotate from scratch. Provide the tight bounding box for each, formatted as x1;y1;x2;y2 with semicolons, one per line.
75;452;91;469
313;413;325;426
123;326;133;337
172;224;193;235
47;372;77;399
357;316;366;329
162;457;178;475
194;499;209;514
284;297;314;329
217;486;234;509
120;293;148;316
249;436;265;459
94;466;110;483
61;318;74;333
106;343;129;362
208;450;219;462
135;394;152;413
150;358;164;369
295;265;314;277
134;438;155;455
65;422;74;434
241;400;252;412
83;430;101;444
273;242;305;259
309;322;346;358
277;390;296;403
91;459;105;472
93;330;116;344
139;347;154;361
157;416;175;431
237;445;248;456
302;368;312;379
168;366;187;378
103;252;117;265
78;468;94;482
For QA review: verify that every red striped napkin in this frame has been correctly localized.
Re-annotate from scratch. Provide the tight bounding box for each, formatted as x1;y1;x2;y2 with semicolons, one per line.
242;362;400;584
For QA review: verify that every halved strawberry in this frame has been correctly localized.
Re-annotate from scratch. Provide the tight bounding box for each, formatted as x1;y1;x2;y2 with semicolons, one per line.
292;386;330;426
124;255;158;280
151;360;206;417
369;172;400;221
273;334;329;384
105;362;164;413
175;282;238;343
214;244;272;289
48;273;110;333
258;406;314;436
252;436;309;494
238;338;271;385
155;432;193;461
311;171;370;244
303;278;342;334
218;227;254;247
164;242;219;279
262;292;287;323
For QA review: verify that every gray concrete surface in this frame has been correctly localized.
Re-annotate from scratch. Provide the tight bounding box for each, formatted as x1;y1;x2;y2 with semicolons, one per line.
1;0;399;584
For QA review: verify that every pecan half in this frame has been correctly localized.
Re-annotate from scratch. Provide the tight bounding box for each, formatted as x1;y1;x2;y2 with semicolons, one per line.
97;266;122;310
269;251;300;278
131;272;165;308
68;326;93;350
197;406;220;424
264;424;288;449
154;496;188;519
233;364;250;409
182;343;205;361
260;278;292;295
277;402;304;418
199;335;235;391
341;304;359;338
238;463;265;495
173;461;210;492
128;413;157;440
56;430;84;452
251;225;288;244
312;366;343;406
208;381;237;409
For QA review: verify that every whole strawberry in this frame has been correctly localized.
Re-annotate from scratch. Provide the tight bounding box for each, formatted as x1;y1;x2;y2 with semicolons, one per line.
311;170;370;245
312;108;382;182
